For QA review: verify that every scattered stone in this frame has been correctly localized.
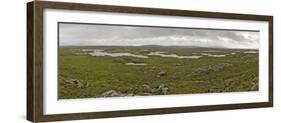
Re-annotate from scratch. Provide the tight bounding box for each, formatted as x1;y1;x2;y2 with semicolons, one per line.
65;79;87;89
150;88;158;94
158;84;168;95
101;90;120;97
158;84;165;89
125;87;134;92
158;70;167;77
85;82;90;88
212;63;233;71
223;83;234;92
161;87;168;95
192;63;233;75
100;84;170;97
143;93;152;96
100;90;137;97
142;84;151;91
175;63;184;66
66;79;79;85
250;80;259;91
126;93;135;96
77;82;84;88
118;93;127;97
147;84;169;95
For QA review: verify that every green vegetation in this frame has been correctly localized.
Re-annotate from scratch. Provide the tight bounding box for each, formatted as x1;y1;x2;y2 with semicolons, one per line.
58;46;258;99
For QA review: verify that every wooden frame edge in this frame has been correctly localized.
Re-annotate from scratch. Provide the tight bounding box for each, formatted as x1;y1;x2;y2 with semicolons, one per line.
38;102;271;122
268;16;274;107
38;1;273;20
27;1;35;122
26;2;34;121
27;1;274;122
27;1;45;122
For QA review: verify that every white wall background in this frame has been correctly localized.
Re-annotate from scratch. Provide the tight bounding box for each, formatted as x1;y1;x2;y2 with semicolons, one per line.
0;0;280;123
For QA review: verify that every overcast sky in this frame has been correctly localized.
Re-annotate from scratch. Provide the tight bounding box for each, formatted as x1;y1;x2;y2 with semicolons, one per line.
59;23;259;49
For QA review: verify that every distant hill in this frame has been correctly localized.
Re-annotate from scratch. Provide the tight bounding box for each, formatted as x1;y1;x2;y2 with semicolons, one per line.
60;45;258;50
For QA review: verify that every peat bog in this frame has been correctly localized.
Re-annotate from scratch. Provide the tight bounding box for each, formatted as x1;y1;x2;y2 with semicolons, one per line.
58;46;259;99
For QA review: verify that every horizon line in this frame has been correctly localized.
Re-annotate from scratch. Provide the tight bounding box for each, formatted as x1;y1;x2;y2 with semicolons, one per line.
59;45;259;50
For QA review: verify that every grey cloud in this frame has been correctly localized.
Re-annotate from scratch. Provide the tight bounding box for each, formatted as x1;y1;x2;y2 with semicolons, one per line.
59;23;259;49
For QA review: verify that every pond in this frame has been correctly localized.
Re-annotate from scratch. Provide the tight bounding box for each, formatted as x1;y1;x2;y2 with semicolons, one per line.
89;49;148;58
201;53;226;57
125;63;147;66
88;50;202;59
244;51;258;54
148;51;202;59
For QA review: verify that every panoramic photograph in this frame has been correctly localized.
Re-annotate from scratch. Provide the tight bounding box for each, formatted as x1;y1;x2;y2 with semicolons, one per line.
58;22;259;99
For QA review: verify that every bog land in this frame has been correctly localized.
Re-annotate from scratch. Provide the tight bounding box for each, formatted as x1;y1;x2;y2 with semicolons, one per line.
58;46;258;99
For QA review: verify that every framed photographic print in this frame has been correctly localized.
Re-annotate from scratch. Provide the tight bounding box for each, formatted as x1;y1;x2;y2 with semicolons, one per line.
27;1;273;122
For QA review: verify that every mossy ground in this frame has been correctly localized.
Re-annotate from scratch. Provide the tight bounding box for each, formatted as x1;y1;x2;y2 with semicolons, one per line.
58;46;258;99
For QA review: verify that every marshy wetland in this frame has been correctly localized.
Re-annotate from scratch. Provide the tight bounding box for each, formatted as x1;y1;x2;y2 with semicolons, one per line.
58;46;259;99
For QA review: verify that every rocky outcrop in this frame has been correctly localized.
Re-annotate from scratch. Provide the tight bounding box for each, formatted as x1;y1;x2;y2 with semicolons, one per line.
100;84;169;98
100;90;135;97
143;84;169;95
158;84;169;95
158;70;167;77
142;84;152;92
192;63;233;75
66;79;89;89
249;77;259;91
101;90;120;97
